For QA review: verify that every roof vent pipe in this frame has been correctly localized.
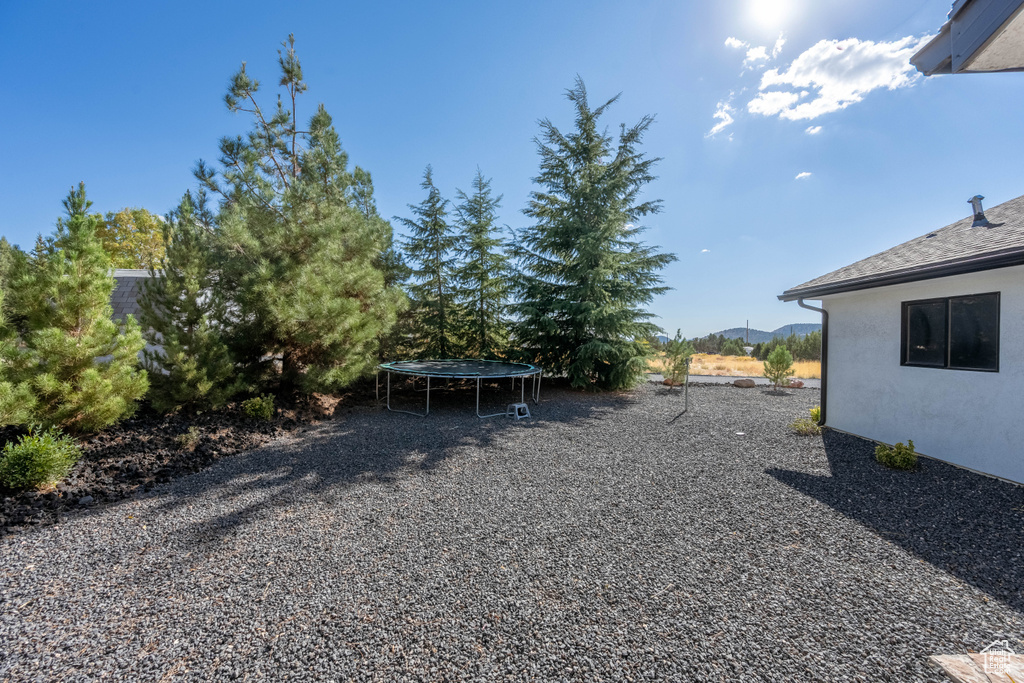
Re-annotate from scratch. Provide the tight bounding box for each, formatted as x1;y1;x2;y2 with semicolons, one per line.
969;195;990;227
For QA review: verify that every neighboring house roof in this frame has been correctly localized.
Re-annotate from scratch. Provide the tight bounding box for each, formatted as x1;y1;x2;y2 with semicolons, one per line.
111;269;152;322
912;0;1024;75
779;193;1024;301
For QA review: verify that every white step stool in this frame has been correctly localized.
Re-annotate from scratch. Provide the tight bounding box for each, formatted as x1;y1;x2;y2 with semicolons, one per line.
506;402;531;420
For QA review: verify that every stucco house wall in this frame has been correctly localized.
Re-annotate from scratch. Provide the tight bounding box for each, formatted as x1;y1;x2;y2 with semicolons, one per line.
822;264;1024;483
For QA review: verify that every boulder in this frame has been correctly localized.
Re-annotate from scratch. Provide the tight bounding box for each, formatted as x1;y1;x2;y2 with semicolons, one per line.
788;380;804;388
733;379;756;388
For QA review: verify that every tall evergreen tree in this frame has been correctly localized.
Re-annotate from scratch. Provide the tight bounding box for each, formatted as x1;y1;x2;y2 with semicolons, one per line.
139;191;239;413
18;184;148;432
0;286;35;427
396;166;460;358
453;170;508;358
512;78;676;390
195;35;403;393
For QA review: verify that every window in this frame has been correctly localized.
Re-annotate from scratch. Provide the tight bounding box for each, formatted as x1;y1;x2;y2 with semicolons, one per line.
901;293;999;371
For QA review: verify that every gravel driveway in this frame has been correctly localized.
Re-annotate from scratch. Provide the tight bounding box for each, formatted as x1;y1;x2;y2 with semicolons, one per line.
2;384;1022;681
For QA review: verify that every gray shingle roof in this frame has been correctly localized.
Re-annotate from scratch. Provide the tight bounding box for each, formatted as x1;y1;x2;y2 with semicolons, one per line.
780;192;1024;301
110;272;151;323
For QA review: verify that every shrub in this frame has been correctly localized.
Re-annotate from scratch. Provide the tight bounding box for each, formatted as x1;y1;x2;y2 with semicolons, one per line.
790;418;821;436
809;405;821;423
241;394;275;421
763;346;795;389
0;426;81;490
176;426;201;452
875;440;917;470
664;330;694;388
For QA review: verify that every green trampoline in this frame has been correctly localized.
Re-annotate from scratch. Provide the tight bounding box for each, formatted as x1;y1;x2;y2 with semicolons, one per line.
377;359;542;418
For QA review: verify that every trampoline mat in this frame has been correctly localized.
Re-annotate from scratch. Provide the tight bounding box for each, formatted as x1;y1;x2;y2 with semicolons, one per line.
379;359;539;378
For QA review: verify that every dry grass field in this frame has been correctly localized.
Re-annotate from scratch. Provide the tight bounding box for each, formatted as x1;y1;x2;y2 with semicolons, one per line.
648;353;821;379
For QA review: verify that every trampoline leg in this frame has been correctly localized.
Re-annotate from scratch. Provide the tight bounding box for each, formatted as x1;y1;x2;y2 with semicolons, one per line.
476;376;509;419
386;371;430;417
375;371;379;404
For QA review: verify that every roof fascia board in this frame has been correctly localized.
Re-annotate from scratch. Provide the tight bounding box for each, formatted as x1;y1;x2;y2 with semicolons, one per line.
778;248;1024;301
911;27;954;74
952;0;1024;72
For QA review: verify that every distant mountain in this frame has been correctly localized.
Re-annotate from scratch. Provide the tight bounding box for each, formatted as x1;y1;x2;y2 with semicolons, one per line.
710;323;821;344
769;323;822;339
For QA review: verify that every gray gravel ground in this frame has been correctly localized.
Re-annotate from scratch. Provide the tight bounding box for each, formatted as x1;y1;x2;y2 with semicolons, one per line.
2;383;1022;682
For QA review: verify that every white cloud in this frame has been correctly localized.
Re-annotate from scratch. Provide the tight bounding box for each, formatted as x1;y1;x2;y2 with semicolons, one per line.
747;90;800;116
701;249;710;253
795;171;812;180
805;125;822;135
706;100;735;138
747;35;932;121
725;34;787;70
744;45;770;67
772;33;786;58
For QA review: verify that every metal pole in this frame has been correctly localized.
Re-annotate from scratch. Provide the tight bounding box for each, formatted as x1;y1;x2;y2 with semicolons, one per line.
426;376;430;416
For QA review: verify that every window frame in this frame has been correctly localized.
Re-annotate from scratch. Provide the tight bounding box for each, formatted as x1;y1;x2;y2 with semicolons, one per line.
900;292;1000;373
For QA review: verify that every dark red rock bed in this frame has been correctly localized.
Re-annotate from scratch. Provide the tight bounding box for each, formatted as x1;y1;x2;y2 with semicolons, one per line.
0;387;374;535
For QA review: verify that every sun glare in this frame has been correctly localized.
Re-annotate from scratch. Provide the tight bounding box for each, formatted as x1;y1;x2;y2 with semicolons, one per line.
749;0;793;29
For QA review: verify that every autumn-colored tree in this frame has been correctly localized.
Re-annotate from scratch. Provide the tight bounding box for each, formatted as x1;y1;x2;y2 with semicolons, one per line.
96;207;166;269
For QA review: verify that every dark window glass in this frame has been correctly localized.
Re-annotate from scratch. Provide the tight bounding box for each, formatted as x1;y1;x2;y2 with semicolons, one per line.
949;294;999;370
905;301;947;366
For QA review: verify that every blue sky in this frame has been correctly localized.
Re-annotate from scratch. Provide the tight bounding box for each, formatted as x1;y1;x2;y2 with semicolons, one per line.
3;0;1023;338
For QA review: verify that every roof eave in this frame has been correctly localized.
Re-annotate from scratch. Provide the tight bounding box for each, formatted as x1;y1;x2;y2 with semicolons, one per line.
778;247;1024;301
911;26;953;75
912;0;1024;75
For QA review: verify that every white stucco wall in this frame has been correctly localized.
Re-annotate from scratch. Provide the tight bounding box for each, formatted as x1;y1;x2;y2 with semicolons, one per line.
821;265;1024;484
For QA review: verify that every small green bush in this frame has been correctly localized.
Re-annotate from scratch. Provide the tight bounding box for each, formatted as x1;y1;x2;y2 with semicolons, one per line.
665;329;694;389
875;440;917;470
809;405;821;423
0;426;81;490
176;426;201;451
763;346;795;389
241;394;274;421
790;418;821;436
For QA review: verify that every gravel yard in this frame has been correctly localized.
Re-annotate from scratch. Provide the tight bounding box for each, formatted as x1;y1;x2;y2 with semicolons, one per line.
1;383;1022;682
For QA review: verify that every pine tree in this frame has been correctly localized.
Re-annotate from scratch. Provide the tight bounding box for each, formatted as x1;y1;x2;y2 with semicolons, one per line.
18;184;148;432
397;166;460;359
453;170;508;359
196;35;403;393
513;78;676;390
0;286;35;426
139;191;239;413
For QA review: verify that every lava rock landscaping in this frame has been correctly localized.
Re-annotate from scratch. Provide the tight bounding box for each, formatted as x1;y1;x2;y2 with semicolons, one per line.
1;383;1022;681
0;401;324;534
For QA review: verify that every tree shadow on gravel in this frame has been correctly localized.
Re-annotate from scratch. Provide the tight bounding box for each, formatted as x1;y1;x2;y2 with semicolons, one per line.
144;383;636;547
767;429;1024;613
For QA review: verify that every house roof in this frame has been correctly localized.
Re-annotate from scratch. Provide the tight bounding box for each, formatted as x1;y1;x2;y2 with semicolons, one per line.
779;192;1024;301
912;0;1024;75
111;271;151;322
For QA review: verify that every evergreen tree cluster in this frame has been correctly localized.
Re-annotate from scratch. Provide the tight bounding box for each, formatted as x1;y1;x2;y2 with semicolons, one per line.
689;333;748;356
397;167;510;360
751;330;822;362
2;41;679;436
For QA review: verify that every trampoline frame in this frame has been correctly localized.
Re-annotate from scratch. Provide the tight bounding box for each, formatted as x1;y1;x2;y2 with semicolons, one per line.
376;359;542;418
